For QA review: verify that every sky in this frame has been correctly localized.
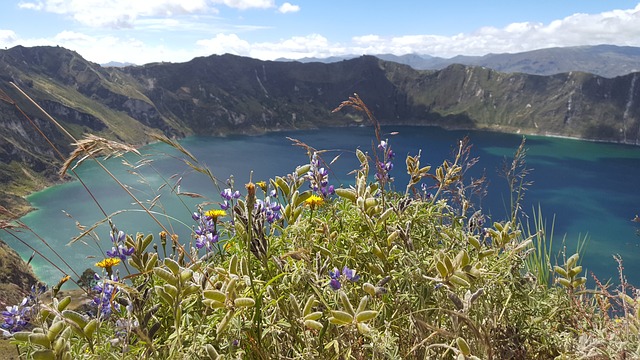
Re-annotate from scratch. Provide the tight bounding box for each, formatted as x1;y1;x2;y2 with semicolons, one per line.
1;1;640;65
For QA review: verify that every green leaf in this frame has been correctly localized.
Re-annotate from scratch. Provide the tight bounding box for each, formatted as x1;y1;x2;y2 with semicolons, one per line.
330;310;354;324
355;310;378;323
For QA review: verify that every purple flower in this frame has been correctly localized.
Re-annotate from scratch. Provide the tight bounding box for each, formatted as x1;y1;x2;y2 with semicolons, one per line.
375;140;395;184
221;188;241;201
1;299;31;333
255;196;282;224
342;266;361;282
93;274;120;317
307;152;334;198
329;267;342;290
328;266;360;291
329;278;342;290
193;208;220;250
107;227;135;261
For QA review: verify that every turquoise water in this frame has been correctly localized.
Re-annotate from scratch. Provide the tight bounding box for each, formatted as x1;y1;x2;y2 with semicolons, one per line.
6;126;640;286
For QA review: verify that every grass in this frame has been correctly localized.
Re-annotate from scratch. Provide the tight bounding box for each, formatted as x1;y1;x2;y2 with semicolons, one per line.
1;91;639;359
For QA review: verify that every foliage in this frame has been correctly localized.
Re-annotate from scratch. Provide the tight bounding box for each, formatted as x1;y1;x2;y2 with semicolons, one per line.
2;94;640;359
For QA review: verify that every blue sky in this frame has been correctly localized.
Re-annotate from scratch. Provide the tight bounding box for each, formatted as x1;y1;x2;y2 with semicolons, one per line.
1;1;639;65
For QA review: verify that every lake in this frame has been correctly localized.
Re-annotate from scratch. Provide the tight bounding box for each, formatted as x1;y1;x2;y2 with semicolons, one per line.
7;125;640;287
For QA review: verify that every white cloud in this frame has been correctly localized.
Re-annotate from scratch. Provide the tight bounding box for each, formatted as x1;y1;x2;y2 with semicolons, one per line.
344;3;640;58
8;2;640;64
211;0;274;10
278;2;299;14
196;33;252;56
17;0;265;28
0;30;18;45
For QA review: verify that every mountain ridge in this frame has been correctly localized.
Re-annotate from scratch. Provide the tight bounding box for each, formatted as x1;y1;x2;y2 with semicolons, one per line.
282;44;640;78
1;45;639;219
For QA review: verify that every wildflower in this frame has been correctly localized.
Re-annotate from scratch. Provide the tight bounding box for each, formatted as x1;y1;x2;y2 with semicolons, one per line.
221;188;241;201
195;232;219;250
96;257;121;273
328;266;360;291
1;298;31;333
205;209;226;222
256;196;282;224
375;140;394;183
342;266;361;282
329;268;341;290
106;227;135;261
256;181;267;192
52;275;71;297
92;274;121;317
193;208;219;250
305;194;324;210
306;152;335;198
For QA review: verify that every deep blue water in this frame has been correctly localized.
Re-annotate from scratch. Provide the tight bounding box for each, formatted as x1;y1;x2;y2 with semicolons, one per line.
6;126;640;286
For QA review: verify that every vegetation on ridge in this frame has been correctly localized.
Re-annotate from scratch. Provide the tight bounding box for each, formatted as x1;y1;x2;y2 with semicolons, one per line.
1;94;639;359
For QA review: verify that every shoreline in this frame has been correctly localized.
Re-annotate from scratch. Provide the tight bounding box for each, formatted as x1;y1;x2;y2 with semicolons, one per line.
12;121;640;218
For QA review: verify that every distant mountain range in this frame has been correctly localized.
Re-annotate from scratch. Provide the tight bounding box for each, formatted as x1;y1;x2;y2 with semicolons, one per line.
1;44;639;218
101;61;136;68
279;45;640;78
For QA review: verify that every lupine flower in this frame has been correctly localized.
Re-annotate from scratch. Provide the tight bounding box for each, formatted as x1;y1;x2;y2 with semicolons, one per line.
193;208;220;250
106;228;135;261
1;298;31;333
93;273;121;317
328;266;360;291
342;266;361;282
256;196;282;224
221;188;241;201
1;284;47;334
329;268;342;290
375;140;395;183
307;152;335;198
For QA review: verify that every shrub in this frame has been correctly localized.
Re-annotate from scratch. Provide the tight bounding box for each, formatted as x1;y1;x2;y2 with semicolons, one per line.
2;93;639;359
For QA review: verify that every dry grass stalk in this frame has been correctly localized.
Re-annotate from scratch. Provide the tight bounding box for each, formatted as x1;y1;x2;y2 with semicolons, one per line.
60;134;140;177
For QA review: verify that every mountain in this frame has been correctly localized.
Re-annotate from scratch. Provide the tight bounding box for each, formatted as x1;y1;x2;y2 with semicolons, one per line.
442;45;640;78
284;45;640;78
100;61;136;67
1;45;639;218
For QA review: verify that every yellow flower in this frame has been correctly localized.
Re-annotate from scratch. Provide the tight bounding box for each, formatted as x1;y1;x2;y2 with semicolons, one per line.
205;209;226;221
305;195;324;210
96;257;121;270
256;181;267;192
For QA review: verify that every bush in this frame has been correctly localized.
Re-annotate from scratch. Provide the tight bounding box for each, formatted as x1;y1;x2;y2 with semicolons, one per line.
3;94;639;359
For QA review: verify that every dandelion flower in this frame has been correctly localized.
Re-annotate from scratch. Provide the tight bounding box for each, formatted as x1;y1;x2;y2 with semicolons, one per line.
96;258;121;272
205;209;226;222
305;194;324;210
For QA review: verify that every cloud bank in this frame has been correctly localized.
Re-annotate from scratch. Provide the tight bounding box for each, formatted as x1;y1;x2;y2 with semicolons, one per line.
4;2;640;64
